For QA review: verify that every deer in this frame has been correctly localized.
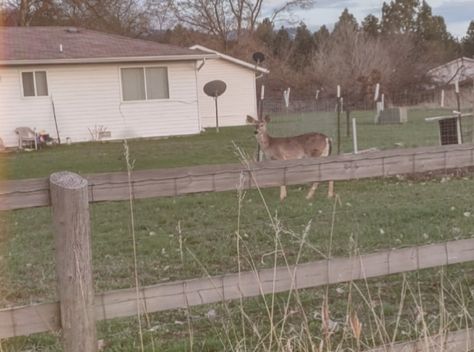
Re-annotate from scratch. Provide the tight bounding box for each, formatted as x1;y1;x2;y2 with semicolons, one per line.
247;115;334;201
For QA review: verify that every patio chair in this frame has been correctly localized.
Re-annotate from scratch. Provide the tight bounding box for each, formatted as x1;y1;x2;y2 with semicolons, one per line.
14;127;38;150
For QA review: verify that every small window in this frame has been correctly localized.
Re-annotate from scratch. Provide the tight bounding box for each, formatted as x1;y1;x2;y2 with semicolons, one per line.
21;71;48;97
121;67;169;101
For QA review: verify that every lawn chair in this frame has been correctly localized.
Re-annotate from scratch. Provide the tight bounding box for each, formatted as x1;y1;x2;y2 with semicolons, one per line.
15;127;38;150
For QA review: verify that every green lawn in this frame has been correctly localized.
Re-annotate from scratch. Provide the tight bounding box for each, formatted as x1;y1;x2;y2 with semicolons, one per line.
1;108;473;351
2;108;472;180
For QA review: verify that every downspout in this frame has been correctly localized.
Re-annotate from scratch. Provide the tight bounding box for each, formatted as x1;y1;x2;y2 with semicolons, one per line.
194;60;206;132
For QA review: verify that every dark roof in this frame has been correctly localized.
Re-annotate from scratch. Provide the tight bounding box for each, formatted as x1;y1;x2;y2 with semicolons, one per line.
0;26;213;65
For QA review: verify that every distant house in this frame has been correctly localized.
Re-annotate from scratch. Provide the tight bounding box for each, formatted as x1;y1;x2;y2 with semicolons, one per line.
0;26;216;147
428;57;474;86
190;45;269;128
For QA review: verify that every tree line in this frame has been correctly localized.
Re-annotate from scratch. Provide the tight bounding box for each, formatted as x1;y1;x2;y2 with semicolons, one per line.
2;0;474;101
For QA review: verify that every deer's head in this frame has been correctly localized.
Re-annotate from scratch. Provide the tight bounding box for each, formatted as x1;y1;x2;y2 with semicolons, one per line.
246;115;270;138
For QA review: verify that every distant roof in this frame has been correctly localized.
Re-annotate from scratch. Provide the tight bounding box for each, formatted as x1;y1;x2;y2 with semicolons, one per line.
189;44;269;74
428;57;474;84
0;26;216;66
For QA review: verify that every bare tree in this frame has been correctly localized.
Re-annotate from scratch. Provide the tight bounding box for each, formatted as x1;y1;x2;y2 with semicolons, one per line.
174;0;314;46
61;0;151;35
5;0;59;26
147;0;176;31
312;22;432;103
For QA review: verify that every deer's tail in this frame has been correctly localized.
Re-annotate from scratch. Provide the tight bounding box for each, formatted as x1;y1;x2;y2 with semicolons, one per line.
322;137;332;157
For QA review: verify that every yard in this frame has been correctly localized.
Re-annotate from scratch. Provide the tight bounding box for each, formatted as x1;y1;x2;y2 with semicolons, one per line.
1;108;473;351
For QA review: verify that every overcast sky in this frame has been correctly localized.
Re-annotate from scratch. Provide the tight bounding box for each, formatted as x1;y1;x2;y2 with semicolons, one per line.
267;0;473;39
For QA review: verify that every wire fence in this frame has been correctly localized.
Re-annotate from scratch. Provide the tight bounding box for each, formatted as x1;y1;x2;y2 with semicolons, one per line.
261;84;474;154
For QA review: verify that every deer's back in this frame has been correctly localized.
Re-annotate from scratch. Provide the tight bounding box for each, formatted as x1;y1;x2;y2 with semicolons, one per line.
266;132;330;160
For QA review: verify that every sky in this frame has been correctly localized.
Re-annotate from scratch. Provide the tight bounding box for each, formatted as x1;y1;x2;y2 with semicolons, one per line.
266;0;474;39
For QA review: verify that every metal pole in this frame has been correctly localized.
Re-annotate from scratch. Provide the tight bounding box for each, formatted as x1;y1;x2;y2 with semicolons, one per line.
257;85;265;161
51;96;61;144
346;109;350;137
215;97;219;133
456;87;462;144
352;117;358;154
337;97;341;154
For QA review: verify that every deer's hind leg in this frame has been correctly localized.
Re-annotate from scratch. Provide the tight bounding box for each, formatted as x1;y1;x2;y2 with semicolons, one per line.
306;182;319;200
280;186;287;201
327;181;334;198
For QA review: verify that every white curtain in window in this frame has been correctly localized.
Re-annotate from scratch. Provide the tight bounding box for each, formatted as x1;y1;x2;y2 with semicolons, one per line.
22;72;35;97
35;71;48;96
122;68;146;101
146;67;169;99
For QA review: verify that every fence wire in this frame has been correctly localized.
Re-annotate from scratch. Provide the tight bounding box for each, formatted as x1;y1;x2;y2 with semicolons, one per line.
262;84;474;154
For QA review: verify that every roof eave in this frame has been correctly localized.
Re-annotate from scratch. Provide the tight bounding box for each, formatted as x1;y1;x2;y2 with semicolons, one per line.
0;54;218;67
190;44;270;74
427;56;474;74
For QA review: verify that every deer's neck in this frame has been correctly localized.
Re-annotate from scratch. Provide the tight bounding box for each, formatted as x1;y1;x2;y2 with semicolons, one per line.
257;132;272;149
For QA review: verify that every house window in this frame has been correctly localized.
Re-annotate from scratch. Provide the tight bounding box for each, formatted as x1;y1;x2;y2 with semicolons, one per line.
121;67;169;101
22;71;48;97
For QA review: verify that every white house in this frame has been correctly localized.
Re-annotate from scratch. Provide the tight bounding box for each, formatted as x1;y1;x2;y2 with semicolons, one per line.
190;45;269;128
0;26;218;147
428;57;474;85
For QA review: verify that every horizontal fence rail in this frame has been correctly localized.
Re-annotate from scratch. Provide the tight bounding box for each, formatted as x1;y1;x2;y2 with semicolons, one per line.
1;238;473;339
367;328;474;352
1;143;474;211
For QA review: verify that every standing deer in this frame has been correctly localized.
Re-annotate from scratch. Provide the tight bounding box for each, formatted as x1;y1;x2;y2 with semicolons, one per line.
247;115;334;201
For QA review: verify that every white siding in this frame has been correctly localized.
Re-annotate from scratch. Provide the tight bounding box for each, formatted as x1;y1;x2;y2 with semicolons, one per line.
430;59;474;85
0;61;200;147
196;59;258;128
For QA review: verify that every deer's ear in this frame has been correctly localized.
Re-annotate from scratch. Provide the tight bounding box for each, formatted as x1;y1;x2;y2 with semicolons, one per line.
264;115;271;123
246;115;257;124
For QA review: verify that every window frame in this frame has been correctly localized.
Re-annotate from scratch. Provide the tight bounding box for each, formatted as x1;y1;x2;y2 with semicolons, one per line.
20;70;49;98
119;65;170;102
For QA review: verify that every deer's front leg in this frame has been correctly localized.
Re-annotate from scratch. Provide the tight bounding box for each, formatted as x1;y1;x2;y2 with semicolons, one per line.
306;182;319;200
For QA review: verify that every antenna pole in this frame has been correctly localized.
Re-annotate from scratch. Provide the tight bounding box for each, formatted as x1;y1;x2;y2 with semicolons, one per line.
51;96;61;144
215;96;219;133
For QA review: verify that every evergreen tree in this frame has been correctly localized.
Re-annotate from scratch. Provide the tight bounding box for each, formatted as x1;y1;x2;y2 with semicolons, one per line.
362;14;380;37
381;0;419;34
462;21;474;57
313;25;330;49
333;8;358;35
256;18;274;47
273;26;291;59
290;22;315;72
416;1;449;42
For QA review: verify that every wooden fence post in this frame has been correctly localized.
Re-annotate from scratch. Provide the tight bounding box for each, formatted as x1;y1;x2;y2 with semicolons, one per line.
50;171;97;352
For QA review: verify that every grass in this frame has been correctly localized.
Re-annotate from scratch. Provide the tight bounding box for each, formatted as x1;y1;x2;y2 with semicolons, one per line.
1;108;473;351
2;108;472;180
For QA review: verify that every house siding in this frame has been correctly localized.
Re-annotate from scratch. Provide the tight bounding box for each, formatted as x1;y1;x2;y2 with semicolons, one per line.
0;61;200;147
197;59;258;128
429;58;474;84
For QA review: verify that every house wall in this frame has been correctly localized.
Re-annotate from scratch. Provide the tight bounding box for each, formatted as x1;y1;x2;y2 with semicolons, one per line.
196;59;258;128
0;61;200;147
430;59;474;85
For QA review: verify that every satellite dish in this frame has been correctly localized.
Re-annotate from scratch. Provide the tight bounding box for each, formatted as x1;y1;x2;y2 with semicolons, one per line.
204;80;227;98
252;52;265;64
203;80;227;133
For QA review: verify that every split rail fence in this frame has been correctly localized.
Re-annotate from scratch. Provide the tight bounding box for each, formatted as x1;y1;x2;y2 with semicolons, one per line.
1;143;474;351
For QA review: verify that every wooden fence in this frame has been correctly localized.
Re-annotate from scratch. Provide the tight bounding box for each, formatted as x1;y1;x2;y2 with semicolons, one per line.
1;238;473;339
1;143;474;351
1;143;473;211
367;328;474;352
